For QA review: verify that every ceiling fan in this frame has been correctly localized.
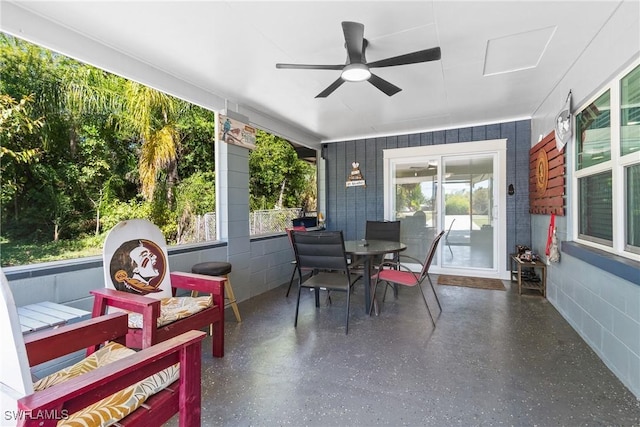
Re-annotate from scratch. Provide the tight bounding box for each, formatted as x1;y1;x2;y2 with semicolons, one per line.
276;21;441;98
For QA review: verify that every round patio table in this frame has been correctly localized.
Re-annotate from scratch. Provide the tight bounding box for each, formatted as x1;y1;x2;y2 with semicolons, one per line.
344;239;407;314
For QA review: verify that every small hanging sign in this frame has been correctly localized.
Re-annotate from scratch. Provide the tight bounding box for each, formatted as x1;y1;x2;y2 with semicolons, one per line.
554;90;572;152
346;162;365;187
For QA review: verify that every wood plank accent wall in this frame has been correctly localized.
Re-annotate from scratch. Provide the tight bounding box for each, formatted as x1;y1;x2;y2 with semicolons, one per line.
529;131;566;215
323;120;532;270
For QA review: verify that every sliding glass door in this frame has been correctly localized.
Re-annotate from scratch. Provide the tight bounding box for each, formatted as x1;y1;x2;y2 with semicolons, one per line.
384;140;507;278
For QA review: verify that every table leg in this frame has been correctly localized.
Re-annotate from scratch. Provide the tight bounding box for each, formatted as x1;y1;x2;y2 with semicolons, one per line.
362;257;371;313
363;257;372;314
362;257;378;316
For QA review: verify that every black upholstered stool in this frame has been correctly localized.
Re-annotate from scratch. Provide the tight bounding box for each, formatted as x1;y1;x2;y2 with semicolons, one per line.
191;261;241;322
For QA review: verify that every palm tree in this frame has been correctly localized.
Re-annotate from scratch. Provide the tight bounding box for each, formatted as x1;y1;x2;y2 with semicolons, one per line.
66;70;185;206
123;82;184;206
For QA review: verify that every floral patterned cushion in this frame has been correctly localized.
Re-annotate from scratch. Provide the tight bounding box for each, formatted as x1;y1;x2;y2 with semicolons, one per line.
33;342;134;391
127;295;212;329
33;342;179;427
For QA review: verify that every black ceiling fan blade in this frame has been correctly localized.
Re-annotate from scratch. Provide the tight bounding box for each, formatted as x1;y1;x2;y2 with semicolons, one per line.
368;73;402;97
276;63;344;70
342;21;365;64
368;47;441;68
315;78;345;98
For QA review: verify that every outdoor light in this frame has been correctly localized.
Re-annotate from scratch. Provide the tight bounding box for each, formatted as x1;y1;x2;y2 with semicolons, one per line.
341;63;371;82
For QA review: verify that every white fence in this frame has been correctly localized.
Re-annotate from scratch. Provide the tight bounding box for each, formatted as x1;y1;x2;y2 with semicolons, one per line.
250;208;303;236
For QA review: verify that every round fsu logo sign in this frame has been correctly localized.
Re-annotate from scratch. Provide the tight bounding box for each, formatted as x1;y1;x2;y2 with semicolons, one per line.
109;239;166;294
536;149;549;195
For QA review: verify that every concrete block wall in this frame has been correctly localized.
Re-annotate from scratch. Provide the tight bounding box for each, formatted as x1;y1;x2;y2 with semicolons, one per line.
532;214;640;398
250;235;296;297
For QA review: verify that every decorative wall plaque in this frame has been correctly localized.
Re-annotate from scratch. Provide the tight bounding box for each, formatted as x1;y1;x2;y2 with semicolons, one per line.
535;149;548;194
346;162;365;187
218;114;256;150
529;131;565;215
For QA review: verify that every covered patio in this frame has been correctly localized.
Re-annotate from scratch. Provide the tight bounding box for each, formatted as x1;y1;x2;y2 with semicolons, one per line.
1;1;639;423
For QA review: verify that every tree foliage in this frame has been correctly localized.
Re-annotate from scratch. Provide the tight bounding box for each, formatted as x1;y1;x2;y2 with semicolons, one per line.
445;193;470;215
249;131;315;211
0;93;43;214
0;34;314;266
472;187;490;214
396;184;427;212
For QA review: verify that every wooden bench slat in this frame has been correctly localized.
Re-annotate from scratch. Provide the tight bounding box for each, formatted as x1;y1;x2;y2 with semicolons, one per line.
18;302;91;335
18;306;67;325
38;301;90;317
20;321;48;332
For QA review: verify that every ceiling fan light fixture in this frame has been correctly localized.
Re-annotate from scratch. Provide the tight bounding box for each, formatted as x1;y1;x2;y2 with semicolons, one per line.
276;22;441;97
341;63;371;82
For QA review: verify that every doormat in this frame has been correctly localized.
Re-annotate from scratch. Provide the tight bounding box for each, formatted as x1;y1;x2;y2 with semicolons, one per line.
437;274;506;291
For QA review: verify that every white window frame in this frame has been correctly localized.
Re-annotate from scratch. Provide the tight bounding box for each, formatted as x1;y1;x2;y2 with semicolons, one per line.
572;59;640;260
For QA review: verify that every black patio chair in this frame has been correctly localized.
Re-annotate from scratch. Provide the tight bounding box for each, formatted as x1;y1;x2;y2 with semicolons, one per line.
285;225;308;297
291;230;355;334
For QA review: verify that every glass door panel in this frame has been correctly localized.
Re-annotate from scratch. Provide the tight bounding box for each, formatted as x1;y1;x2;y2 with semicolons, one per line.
393;160;439;262
442;155;495;269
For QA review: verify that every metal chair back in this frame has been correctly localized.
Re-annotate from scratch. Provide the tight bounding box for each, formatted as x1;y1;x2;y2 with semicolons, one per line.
292;230;349;273
290;230;353;333
419;230;446;280
365;220;401;242
284;226;307;297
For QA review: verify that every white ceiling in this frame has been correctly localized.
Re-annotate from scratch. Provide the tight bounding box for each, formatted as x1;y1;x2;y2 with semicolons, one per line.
1;1;624;149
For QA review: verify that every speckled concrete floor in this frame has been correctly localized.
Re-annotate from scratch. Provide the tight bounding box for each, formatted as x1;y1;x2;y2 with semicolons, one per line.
168;278;640;426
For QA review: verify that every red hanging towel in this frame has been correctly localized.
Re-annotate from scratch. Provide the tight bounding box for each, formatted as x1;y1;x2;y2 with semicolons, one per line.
546;214;556;257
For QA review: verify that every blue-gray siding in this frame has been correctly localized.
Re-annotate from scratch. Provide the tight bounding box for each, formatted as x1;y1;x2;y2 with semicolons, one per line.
323;120;531;272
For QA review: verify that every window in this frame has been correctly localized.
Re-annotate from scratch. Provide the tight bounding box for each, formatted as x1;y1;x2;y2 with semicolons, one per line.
578;171;612;244
573;61;640;258
627;164;640;254
621;64;640;156
248;132;317;236
0;34;217;266
576;91;610;169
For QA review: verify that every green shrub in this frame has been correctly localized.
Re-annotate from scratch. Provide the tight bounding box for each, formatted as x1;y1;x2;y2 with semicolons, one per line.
100;198;155;231
445;194;469;215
